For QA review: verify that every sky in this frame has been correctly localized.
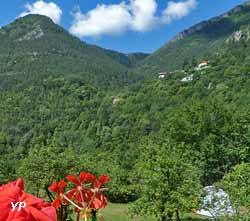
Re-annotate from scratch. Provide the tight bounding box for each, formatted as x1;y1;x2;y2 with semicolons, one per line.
0;0;248;53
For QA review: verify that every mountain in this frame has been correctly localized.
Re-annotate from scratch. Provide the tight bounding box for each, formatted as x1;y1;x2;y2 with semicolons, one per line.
135;1;250;77
0;14;147;87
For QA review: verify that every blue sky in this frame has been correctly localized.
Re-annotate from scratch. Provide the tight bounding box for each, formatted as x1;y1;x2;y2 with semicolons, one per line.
0;0;248;53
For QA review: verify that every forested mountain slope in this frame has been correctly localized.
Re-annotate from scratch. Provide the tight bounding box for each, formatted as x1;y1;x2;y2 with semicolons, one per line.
0;14;147;87
135;1;250;77
2;16;250;189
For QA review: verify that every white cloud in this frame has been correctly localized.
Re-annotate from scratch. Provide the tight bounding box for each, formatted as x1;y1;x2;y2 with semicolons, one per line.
70;0;197;38
162;0;197;24
69;3;131;37
19;1;62;24
130;0;158;32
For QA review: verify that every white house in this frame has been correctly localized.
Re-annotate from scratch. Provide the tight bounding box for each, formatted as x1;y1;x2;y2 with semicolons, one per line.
234;30;242;41
181;74;193;82
158;72;168;79
112;98;124;105
198;61;209;69
158;74;165;79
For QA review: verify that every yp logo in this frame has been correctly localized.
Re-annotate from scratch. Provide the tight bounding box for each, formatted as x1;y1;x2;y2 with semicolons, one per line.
11;202;27;211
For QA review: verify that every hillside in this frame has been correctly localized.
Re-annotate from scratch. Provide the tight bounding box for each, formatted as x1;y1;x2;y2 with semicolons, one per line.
0;14;147;87
135;1;250;77
1;5;250;179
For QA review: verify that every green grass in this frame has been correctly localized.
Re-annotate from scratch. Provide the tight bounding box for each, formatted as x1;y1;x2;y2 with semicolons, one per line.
99;203;153;221
99;203;209;221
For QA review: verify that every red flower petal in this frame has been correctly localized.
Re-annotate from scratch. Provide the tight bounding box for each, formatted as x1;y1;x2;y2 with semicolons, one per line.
30;206;57;221
94;175;110;189
0;178;24;192
40;206;57;221
98;175;110;186
5;209;28;221
79;172;96;183
58;180;67;193
48;182;59;194
66;188;77;199
66;175;80;186
0;179;57;221
20;192;44;206
49;181;67;194
91;193;108;210
52;198;62;209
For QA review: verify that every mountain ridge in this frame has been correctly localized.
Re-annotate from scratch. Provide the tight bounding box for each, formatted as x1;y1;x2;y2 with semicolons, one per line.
134;1;250;78
0;14;149;87
1;2;250;84
170;1;250;43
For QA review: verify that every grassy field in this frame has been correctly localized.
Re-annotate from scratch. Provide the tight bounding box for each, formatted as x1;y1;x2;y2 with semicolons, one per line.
99;203;209;221
99;203;154;221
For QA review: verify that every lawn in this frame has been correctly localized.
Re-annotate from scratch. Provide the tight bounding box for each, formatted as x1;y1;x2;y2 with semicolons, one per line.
99;203;153;221
99;203;209;221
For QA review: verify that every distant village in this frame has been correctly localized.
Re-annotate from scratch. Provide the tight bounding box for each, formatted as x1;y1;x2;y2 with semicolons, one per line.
113;61;210;106
158;60;209;82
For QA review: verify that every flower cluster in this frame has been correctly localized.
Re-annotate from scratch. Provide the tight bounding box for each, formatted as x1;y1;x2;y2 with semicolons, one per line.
0;178;57;221
48;172;110;221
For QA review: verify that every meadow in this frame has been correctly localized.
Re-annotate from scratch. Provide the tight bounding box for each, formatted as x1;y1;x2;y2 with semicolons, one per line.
100;204;209;221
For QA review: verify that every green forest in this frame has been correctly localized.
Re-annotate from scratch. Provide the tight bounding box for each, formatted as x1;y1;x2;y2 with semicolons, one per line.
2;2;250;221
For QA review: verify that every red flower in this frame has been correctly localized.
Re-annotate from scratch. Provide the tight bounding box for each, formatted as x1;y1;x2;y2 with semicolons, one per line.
66;172;95;190
0;178;24;191
66;173;110;210
0;178;57;221
48;180;67;209
66;172;96;208
94;175;110;189
90;191;108;210
90;175;110;210
66;172;96;187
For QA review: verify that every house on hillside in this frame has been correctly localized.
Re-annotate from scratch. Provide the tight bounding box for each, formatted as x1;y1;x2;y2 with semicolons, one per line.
158;72;168;79
198;61;209;69
112;97;124;105
180;74;193;82
234;30;242;41
194;60;209;71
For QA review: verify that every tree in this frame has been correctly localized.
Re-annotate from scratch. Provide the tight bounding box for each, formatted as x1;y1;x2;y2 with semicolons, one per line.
17;146;80;197
130;143;203;221
220;163;250;219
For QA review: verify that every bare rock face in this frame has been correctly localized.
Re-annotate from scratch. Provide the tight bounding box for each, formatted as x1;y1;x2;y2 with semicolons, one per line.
197;186;234;218
170;2;250;43
17;25;44;42
234;31;243;41
170;21;208;43
226;27;250;44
